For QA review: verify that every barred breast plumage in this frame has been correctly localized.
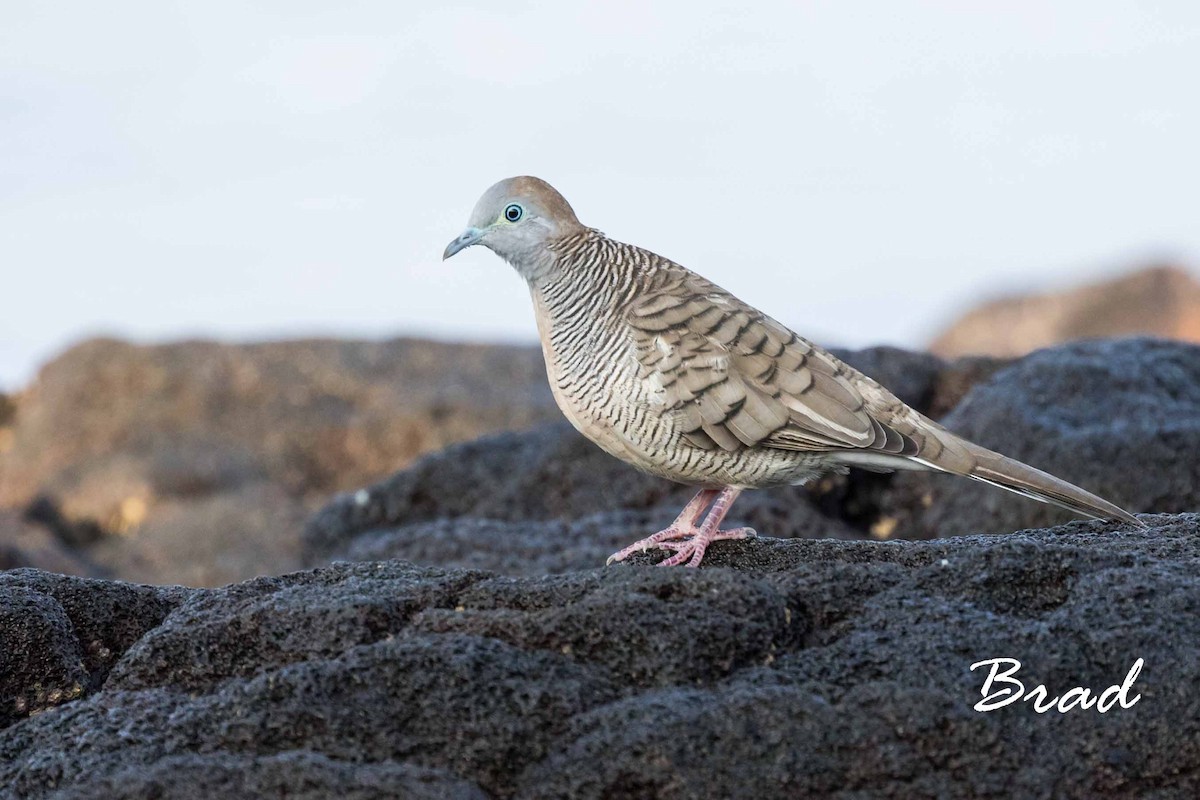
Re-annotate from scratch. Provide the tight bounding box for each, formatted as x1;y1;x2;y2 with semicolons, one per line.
444;176;1144;567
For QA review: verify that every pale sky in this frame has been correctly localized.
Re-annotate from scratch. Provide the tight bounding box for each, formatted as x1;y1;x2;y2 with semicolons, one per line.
2;1;1198;388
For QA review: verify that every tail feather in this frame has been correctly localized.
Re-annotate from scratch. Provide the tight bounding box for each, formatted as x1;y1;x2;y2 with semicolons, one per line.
829;426;1145;528
955;441;1145;528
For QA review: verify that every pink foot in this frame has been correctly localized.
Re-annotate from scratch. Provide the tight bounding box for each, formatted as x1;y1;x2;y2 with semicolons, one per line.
655;526;756;567
605;525;693;565
606;486;754;568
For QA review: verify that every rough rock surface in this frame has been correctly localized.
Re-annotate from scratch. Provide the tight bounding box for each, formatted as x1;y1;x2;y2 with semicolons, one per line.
0;569;182;728
2;518;1197;799
930;264;1200;358
0;337;559;585
307;339;1186;574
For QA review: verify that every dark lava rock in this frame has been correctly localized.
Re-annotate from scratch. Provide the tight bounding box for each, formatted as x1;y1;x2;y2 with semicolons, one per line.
889;337;1200;537
2;517;1197;799
0;569;182;728
48;753;488;800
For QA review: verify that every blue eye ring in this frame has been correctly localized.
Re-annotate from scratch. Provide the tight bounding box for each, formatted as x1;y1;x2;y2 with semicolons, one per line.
504;203;523;222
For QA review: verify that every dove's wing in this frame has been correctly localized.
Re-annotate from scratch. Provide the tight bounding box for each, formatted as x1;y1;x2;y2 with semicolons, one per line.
626;272;953;462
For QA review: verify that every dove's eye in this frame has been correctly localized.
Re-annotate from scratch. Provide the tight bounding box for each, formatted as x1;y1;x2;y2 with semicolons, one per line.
504;203;523;222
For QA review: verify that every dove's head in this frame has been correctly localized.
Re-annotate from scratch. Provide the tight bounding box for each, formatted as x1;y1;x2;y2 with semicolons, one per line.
443;176;585;280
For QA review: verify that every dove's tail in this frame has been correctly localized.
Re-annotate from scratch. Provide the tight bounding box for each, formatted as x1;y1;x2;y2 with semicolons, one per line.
937;438;1145;528
825;407;1145;528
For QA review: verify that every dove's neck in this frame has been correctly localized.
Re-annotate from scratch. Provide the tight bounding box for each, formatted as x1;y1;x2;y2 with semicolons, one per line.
527;230;648;356
530;229;644;313
528;231;651;419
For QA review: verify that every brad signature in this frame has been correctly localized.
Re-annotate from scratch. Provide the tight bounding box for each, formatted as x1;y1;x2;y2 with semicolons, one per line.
969;657;1143;713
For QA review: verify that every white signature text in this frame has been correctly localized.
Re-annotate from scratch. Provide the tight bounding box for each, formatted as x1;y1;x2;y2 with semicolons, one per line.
969;657;1143;713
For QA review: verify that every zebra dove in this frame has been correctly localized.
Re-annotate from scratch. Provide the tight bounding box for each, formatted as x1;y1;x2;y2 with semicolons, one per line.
443;176;1143;567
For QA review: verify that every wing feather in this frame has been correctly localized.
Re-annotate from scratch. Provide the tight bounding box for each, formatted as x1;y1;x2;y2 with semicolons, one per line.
627;274;920;457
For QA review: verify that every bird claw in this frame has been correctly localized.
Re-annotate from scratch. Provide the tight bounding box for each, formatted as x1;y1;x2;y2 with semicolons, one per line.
606;526;756;568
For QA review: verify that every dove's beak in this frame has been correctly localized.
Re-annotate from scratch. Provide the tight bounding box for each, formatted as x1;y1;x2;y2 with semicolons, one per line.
443;227;484;260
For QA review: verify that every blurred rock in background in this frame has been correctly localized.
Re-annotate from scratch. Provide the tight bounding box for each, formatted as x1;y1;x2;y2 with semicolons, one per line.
0;337;559;585
0;392;13;464
0;510;99;576
930;264;1200;358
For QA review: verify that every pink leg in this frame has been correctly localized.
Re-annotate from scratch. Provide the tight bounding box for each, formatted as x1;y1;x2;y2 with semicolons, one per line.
605;489;718;565
656;487;753;567
606;486;755;568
